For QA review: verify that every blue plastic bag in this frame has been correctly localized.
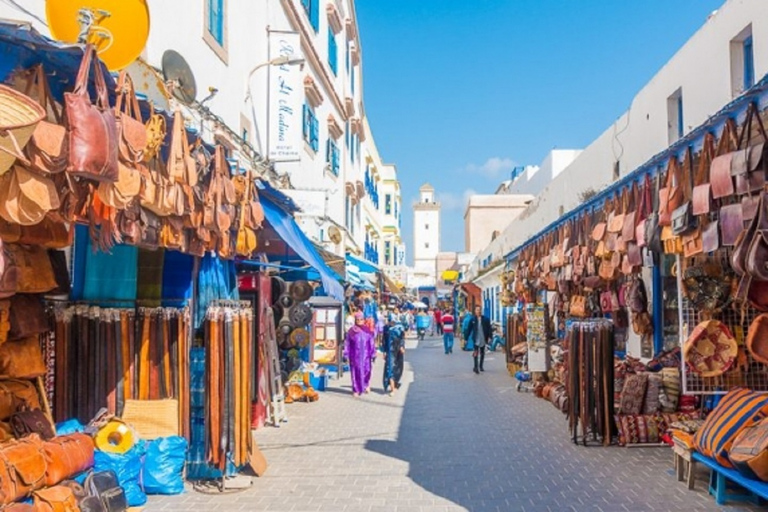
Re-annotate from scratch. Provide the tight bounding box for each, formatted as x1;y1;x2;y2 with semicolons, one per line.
143;437;187;495
55;419;85;435
94;445;146;506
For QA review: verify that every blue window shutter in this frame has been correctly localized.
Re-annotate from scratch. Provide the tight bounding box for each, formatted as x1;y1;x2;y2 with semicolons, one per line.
676;94;684;138
311;0;319;32
328;28;337;75
744;36;755;90
302;104;309;143
208;0;224;44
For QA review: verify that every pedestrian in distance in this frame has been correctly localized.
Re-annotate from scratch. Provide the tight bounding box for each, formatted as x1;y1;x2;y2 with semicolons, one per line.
433;308;443;336
441;308;455;354
382;317;405;396
343;312;376;396
463;305;491;374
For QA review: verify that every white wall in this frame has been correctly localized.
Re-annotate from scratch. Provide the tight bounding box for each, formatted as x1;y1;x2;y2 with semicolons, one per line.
468;0;768;279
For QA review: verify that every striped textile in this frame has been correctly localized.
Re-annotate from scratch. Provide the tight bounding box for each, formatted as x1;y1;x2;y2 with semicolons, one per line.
693;388;768;467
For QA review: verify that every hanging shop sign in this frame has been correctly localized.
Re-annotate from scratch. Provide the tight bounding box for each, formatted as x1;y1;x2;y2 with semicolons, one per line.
268;31;302;162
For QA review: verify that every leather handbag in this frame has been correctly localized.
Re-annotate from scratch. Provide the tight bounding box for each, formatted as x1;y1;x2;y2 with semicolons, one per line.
682;227;703;258
167;110;197;186
598;258;618;281
143;104;166;163
671;147;696;236
85;470;128;512
9;294;48;340
731;103;767;195
160;216;186;250
745;191;768;281
0;164;61;226
710;119;738;199
33;485;79;512
732;191;761;276
0;433;47;505
42;433;95;486
64;45;118;183
659;157;682;226
97;162;141;209
702;219;720;253
692;133;715;215
7;243;57;294
115;71;146;165
0;379;40;421
607;193;624;233
743;194;761;221
569;295;587;318
0;336;47;378
17;217;72;249
21;65;68;176
10;408;55;440
720;202;745;247
622;182;638;242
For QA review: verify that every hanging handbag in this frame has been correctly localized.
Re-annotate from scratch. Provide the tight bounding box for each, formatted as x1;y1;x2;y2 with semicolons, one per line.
0;336;46;378
21;65;68;176
115;71;147;166
167;110;197;186
658;157;682;226
720;202;744;247
710;119;738;199
692;133;715;215
6;244;56;294
745;190;768;281
732;102;768;195
622;182;638;242
636;174;651;247
143;104;167;163
701;219;720;253
8;294;48;340
0;379;40;421
64;45;118;183
0;164;61;226
608;192;624;233
671;147;697;236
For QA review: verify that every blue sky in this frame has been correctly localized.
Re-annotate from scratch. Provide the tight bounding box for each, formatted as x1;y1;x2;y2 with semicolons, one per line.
355;0;724;261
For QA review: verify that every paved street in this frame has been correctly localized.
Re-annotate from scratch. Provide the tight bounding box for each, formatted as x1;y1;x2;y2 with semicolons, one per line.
147;336;757;511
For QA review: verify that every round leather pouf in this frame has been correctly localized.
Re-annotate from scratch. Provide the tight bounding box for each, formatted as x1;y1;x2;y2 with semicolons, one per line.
289;302;312;328
290;280;313;302
270;277;287;305
278;294;294;309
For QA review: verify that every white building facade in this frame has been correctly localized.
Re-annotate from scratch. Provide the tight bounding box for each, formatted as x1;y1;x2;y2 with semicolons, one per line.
411;184;440;290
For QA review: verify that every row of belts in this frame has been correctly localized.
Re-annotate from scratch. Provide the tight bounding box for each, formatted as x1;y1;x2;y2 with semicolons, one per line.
50;307;190;429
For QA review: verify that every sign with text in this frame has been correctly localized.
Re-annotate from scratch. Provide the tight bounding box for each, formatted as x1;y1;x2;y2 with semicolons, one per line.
268;31;302;162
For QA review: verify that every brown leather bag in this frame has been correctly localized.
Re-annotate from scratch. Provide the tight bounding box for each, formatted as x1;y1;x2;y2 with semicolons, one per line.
608;193;624;233
745;191;768;281
732;103;767;195
701;219;720;253
0;379;40;421
0;240;19;299
168;110;197;186
97;162;141;209
636;174;652;247
720;202;744;247
659;157;683;226
710;119;737;199
42;433;94;487
17;216;72;249
0;337;47;378
65;45;118;183
8;294;48;340
0;433;47;505
622;182;638;242
115;71;147;165
22;65;67;176
6;244;57;294
10;408;55;440
33;485;79;512
692;133;715;215
0;164;61;226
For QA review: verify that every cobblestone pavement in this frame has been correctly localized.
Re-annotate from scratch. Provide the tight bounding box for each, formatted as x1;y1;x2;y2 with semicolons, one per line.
147;335;759;511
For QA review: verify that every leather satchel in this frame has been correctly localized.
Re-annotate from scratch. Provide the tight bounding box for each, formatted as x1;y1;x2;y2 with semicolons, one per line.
10;408;55;440
64;45;118;183
742;194;761;221
0;379;40;421
33;485;79;512
115;71;146;165
6;244;57;294
702;219;720;253
710;119;738;199
636;175;652;247
42;433;95;486
670;148;696;236
745;191;768;281
9;294;48;340
97;162;141;210
720;202;744;247
607;194;624;233
692;133;715;215
167;110;197;186
731;102;767;195
0;164;61;226
622;183;638;242
85;470;128;512
659;157;682;226
0;433;47;505
143;104;167;163
0;336;47;378
21;65;67;176
598;258;618;281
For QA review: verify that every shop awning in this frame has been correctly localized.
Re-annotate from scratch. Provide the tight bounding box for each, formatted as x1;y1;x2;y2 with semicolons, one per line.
459;282;482;303
259;194;344;301
347;266;375;291
345;253;379;275
381;273;402;295
441;270;459;282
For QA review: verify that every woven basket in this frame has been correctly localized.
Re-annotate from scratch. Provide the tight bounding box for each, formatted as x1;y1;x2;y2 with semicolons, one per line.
121;399;179;440
0;85;46;175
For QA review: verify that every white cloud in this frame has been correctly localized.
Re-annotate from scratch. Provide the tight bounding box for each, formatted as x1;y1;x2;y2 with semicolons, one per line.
464;157;516;178
437;188;477;211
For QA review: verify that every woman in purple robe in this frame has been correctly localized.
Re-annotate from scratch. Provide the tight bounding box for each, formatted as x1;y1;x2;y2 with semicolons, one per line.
344;312;375;396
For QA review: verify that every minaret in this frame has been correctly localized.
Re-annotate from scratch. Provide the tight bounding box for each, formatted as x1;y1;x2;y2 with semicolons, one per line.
413;183;440;285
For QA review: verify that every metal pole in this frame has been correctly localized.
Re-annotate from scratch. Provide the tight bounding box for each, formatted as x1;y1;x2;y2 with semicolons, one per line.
265;28;272;161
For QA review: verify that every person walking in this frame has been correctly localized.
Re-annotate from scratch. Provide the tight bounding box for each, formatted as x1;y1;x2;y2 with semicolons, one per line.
441;308;455;354
433;308;443;336
343;312;375;396
382;318;406;395
463;305;491;374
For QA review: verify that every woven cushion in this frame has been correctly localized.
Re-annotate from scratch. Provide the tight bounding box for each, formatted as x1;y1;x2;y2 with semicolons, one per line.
729;417;768;481
693;388;768;468
660;368;680;413
620;373;648;415
643;373;662;414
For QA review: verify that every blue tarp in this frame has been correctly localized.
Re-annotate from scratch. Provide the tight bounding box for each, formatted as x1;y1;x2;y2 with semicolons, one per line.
260;196;344;301
345;253;379;275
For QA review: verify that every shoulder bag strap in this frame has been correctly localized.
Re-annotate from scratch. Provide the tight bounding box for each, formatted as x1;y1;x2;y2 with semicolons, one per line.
737;102;756;150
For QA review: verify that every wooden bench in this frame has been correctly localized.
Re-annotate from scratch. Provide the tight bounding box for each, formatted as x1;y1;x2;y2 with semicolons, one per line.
691;451;768;506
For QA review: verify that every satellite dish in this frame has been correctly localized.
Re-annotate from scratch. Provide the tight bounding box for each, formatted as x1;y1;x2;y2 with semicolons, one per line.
162;50;197;105
46;0;150;71
328;226;342;244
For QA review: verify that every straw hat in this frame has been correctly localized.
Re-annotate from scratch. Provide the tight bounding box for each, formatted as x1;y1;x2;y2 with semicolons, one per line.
683;320;738;377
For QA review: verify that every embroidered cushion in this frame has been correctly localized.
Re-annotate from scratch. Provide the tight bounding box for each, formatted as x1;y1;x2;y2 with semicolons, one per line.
643;373;663;414
693;388;768;467
660;367;680;413
620;373;648;415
